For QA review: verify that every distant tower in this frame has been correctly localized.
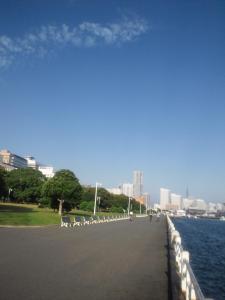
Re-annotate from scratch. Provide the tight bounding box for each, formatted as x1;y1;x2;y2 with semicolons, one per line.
133;170;143;197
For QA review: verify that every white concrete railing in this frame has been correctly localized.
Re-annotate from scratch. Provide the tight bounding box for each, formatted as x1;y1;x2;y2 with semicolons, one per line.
167;216;206;300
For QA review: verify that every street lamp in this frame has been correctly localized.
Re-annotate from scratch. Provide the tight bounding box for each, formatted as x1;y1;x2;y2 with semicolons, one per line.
8;188;13;202
145;196;149;214
97;196;101;212
94;182;102;215
128;197;132;215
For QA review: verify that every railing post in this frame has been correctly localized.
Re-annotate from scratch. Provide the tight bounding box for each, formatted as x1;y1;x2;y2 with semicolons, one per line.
181;251;189;296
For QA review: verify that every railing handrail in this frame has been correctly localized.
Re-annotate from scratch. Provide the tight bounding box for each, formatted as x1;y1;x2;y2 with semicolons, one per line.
167;216;206;300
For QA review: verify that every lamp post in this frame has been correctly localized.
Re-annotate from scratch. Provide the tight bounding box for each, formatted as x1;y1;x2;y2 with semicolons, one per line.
128;197;132;215
94;182;101;215
97;196;101;212
8;188;12;202
145;196;149;214
140;202;142;215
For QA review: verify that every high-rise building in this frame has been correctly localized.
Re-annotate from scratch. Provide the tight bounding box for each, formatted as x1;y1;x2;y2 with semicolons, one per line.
0;149;27;169
160;188;170;210
121;183;133;197
133;170;143;197
170;193;182;210
143;192;150;209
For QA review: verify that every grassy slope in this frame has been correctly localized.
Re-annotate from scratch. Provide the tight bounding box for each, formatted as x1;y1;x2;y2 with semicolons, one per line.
0;203;120;226
0;203;60;225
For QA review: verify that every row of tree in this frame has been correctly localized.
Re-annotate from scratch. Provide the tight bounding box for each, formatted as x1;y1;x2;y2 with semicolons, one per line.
0;167;142;214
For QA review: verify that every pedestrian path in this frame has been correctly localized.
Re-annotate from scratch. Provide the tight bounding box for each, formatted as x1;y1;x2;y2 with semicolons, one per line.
0;216;169;300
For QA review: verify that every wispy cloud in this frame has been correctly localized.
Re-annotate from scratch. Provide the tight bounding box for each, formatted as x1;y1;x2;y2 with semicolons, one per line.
0;17;148;69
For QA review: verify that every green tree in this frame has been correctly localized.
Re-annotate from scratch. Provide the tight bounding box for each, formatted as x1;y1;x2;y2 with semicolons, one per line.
81;187;95;202
0;167;8;200
6;168;46;203
80;201;94;212
42;169;82;215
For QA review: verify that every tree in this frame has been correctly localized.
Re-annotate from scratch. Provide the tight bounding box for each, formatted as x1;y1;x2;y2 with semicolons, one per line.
80;201;94;212
6;168;46;203
42;169;83;215
0;167;8;200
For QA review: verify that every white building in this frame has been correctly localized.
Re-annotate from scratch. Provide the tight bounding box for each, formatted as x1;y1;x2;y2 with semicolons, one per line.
106;188;122;195
133;170;143;197
160;188;170;210
143;192;150;209
38;165;54;178
182;198;194;210
121;183;133;197
25;156;39;169
154;203;161;210
208;202;217;213
170;193;182;210
192;199;207;210
216;203;223;211
0;149;28;169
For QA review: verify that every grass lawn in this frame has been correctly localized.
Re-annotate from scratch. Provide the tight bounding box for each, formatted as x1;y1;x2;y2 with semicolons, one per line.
0;203;61;226
0;202;121;226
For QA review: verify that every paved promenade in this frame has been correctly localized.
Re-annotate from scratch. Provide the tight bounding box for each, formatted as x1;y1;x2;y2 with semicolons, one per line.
0;216;169;300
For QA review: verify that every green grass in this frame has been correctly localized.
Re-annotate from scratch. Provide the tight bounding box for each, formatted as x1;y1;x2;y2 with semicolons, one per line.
0;202;123;226
0;203;61;226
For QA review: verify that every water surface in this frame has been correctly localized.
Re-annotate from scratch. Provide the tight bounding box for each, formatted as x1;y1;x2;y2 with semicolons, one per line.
173;218;225;300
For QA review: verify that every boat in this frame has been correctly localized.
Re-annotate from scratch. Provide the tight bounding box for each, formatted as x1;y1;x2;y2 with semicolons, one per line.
219;216;225;221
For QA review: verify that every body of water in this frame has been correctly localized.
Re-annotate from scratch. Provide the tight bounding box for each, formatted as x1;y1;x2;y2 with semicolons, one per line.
173;218;225;300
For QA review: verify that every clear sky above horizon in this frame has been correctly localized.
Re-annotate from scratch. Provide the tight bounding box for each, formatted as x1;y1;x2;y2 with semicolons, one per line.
1;0;225;203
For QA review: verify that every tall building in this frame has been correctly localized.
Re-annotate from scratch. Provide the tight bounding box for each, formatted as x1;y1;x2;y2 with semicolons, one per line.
143;192;150;209
121;183;133;197
170;193;182;210
133;170;143;197
0;149;27;169
160;188;170;210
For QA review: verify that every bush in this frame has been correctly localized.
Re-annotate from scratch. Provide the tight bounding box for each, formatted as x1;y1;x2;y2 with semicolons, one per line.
80;201;94;212
110;206;124;213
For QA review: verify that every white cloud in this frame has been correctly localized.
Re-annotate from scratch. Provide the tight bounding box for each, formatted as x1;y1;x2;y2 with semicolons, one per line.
0;17;148;69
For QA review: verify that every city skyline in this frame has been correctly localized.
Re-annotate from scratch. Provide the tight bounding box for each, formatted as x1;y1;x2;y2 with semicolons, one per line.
1;1;225;203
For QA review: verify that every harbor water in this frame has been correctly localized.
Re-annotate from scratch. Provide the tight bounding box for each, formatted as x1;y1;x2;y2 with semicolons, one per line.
173;218;225;300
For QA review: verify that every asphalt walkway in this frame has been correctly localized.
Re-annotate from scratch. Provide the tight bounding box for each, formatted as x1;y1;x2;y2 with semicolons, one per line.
0;216;169;300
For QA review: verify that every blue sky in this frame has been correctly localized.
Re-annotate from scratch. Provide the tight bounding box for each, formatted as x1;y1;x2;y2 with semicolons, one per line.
1;0;225;203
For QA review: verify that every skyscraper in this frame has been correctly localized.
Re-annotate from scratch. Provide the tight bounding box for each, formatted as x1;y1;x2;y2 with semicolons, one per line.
143;192;150;209
170;193;182;210
121;183;133;197
133;170;143;197
160;188;170;210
